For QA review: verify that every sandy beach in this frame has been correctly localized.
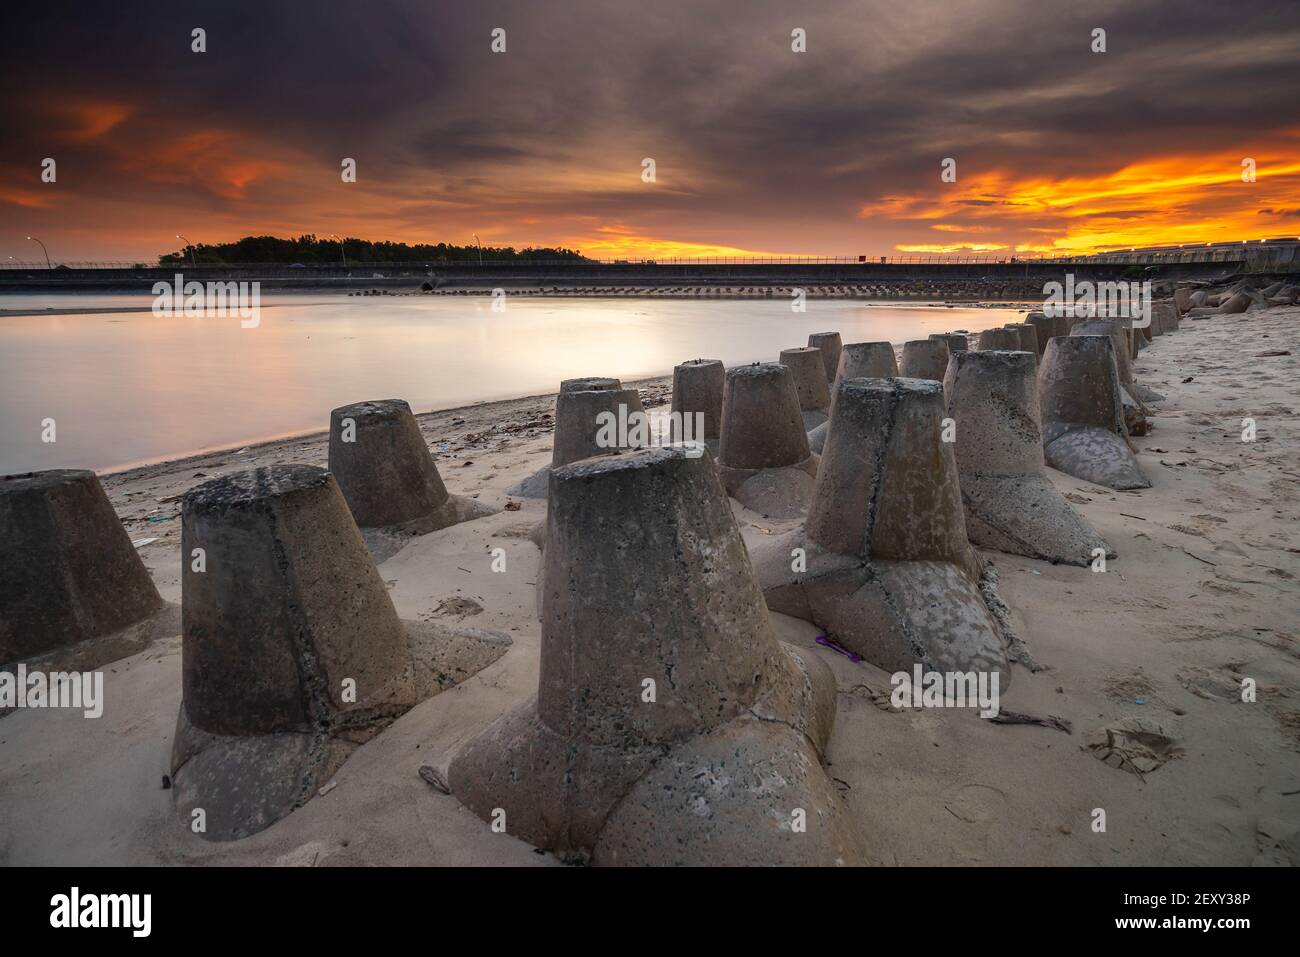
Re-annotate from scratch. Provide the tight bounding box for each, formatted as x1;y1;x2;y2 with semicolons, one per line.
2;303;1297;867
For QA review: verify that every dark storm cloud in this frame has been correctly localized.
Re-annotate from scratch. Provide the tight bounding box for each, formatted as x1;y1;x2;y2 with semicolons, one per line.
2;0;1297;257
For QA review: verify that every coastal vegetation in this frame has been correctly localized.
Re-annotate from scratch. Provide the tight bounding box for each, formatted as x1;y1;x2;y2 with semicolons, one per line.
160;235;592;265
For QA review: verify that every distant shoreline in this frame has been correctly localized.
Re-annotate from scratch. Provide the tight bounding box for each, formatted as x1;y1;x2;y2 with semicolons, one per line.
0;293;1041;319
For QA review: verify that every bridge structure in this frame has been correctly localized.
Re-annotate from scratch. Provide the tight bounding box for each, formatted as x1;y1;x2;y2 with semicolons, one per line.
1;238;1294;291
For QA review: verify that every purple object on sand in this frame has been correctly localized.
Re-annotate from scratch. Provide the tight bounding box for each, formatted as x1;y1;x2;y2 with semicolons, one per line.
815;633;863;663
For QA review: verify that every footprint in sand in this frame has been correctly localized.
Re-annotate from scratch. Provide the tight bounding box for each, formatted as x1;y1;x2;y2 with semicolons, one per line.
1176;665;1244;702
943;783;1007;824
1102;671;1159;704
942;784;1008;862
1085;717;1184;775
1254;818;1300;866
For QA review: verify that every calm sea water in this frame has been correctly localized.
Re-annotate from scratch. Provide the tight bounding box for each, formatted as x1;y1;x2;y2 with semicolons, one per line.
0;294;1023;473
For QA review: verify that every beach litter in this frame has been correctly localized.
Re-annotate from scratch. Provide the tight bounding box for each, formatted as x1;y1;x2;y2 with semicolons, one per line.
815;634;863;663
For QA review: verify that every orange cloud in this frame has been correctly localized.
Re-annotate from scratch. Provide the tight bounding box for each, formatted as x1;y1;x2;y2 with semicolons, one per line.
896;242;1009;254
0;186;57;210
558;225;796;260
53;100;132;143
128;130;288;199
861;142;1300;254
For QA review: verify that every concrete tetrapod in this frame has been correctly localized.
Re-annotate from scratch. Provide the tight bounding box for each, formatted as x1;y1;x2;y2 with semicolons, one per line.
718;363;819;520
836;341;899;384
749;378;1012;683
170;465;511;841
1069;318;1163;406
552;378;648;466
329;399;496;560
447;447;865;865
779;346;832;429
809;342;900;454
1038;337;1150;490
1048;311;1073;341
1133;323;1149;355
807;331;843;382
1;469;178;672
1185;291;1251;317
976;327;1022;352
899;339;950;382
1022;313;1052;356
669;358;724;456
929;332;969;354
508;377;647;498
1004;324;1040;359
945;351;1112;566
1151;300;1179;334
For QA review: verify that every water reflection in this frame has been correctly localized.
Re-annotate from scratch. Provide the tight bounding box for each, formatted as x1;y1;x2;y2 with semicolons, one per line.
0;295;1023;472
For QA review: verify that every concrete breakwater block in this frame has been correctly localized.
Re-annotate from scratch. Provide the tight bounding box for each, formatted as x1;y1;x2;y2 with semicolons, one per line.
809;342;900;454
508;377;646;499
329;399;496;559
718;363;819;520
1070;319;1135;388
1266;284;1300;305
1145;305;1165;338
552;378;647;466
1;469;177;671
779;346;832;430
1069;318;1163;406
749;378;1011;683
976;327;1022;351
1022;313;1052;356
1151;300;1179;334
899;339;950;382
1048;311;1073;340
945;351;1112;566
929;332;969;354
807;331;843;382
1185;291;1250;317
448;447;866;865
838;341;899;383
1004;323;1040;359
670;358;724;454
170;465;511;841
1038;337;1150;490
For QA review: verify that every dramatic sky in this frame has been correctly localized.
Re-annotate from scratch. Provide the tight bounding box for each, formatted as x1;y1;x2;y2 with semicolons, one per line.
3;0;1298;261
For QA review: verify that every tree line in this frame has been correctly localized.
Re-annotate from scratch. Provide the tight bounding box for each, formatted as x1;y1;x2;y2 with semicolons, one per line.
160;234;592;264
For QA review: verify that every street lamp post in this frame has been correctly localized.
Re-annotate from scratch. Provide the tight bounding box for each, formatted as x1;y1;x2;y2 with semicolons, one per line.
331;234;347;268
473;234;483;266
176;234;197;269
26;236;51;269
